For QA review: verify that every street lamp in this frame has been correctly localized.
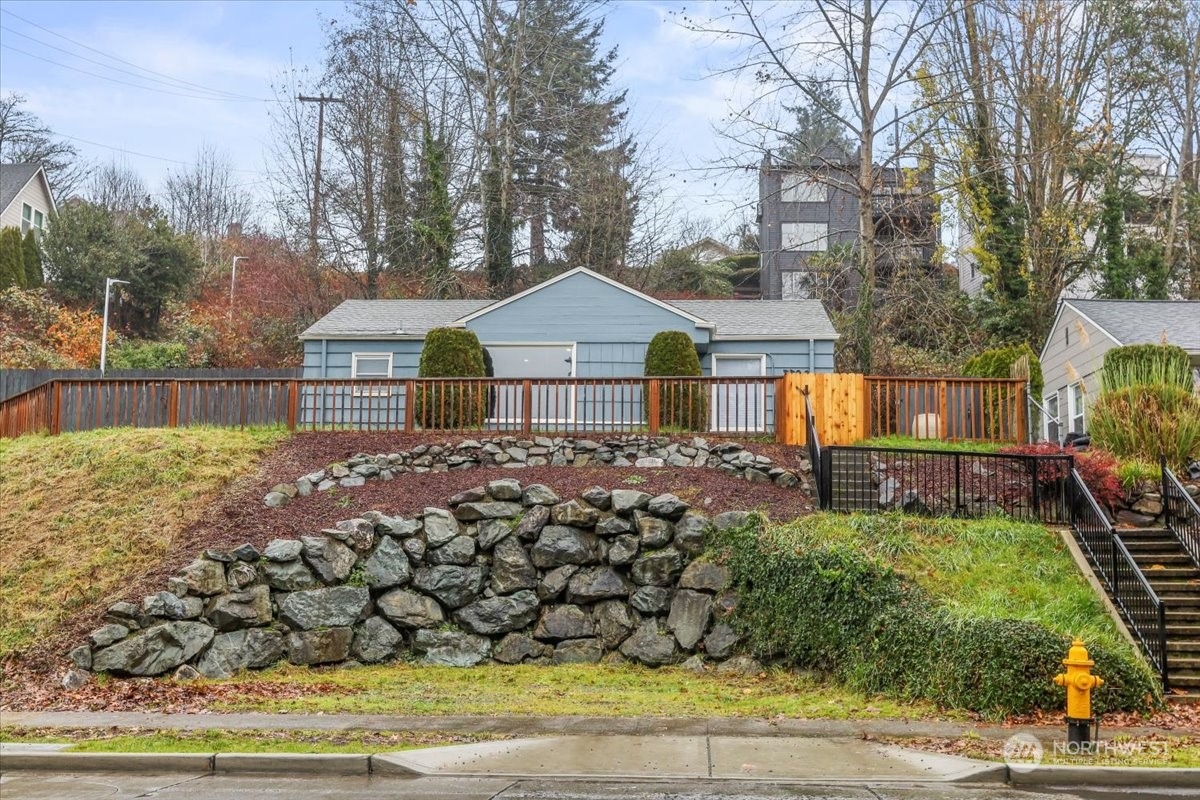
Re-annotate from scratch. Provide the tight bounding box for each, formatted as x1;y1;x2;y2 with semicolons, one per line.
230;256;248;309
100;277;129;375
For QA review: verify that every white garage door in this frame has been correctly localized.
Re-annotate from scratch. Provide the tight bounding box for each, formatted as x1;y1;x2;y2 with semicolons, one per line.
485;344;575;423
712;355;766;432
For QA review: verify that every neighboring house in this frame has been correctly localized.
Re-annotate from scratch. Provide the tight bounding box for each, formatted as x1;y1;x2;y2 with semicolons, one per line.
757;148;938;302
0;163;57;237
1039;299;1200;442
300;267;838;430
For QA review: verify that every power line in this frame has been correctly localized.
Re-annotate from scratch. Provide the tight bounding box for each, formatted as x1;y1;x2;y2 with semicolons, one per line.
53;131;271;176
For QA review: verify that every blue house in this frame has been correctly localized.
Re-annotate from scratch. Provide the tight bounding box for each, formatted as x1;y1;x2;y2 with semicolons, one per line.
299;268;838;432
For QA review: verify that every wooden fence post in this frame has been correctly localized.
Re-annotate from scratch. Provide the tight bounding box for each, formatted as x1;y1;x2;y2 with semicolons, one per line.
937;380;948;440
1015;381;1029;443
167;381;180;428
521;380;533;435
404;381;415;432
50;381;62;435
647;379;661;436
286;381;299;431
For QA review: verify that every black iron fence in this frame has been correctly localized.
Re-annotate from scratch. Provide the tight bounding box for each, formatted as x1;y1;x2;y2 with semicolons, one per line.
1163;458;1200;569
803;389;825;509
816;445;1073;523
1067;469;1169;689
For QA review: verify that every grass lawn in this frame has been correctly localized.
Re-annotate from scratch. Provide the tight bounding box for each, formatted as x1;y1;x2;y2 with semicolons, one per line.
204;662;947;719
0;726;503;754
768;513;1127;653
854;435;1006;453
0;426;287;656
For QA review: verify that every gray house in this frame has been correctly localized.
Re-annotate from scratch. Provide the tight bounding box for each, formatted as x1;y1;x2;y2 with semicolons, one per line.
1039;299;1200;442
300;267;838;432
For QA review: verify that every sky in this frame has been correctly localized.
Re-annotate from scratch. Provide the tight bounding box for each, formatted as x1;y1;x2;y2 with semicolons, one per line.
0;0;761;239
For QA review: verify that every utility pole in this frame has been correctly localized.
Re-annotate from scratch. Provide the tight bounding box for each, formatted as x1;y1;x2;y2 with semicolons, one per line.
297;93;344;264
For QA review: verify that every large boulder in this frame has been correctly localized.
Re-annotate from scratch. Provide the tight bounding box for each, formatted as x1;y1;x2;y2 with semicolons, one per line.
631;548;684;586
205;585;272;631
489;536;539;594
361;537;412;589
565;568;630;603
513;504;551;541
422;508;460;546
533;605;595;641
376;588;445;629
635;513;674;548
673;513;710;556
351;616;405;663
92;622;215;676
648;493;689;520
412;629;491;667
425;536;477;566
454;590;540;636
704;623;740;660
180;558;227;596
493;632;551;664
196;629;286;678
277;586;370;630
593;600;635;649
287;628;353;665
679;561;729;593
552;638;603;664
667;589;713;650
411;566;485;609
453;501;523;521
619;621;679;666
261;559;321;592
531;526;601;568
301;536;357;584
610;489;652;515
551;500;600;527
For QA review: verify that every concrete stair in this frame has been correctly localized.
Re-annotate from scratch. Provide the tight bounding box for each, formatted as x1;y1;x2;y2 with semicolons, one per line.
828;449;875;510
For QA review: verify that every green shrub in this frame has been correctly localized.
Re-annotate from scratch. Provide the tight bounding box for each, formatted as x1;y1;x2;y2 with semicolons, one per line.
1116;459;1161;489
109;340;190;369
1101;344;1194;392
963;343;1043;437
415;327;487;429
715;517;1159;717
644;330;707;429
1089;384;1200;469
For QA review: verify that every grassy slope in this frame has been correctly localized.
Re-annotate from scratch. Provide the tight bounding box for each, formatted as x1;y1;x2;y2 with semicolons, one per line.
0;427;286;656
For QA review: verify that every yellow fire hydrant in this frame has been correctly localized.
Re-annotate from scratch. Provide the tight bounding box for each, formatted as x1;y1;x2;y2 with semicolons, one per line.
1053;639;1103;745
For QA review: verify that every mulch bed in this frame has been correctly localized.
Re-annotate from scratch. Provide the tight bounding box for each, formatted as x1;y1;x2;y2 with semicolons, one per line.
1;432;813;709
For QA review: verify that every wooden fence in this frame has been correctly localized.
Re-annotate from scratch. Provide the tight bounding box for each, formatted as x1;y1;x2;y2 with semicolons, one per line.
0;368;301;403
0;376;777;439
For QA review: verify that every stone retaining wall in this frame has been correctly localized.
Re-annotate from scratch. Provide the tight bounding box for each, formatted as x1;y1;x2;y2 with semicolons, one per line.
71;481;754;680
263;436;804;507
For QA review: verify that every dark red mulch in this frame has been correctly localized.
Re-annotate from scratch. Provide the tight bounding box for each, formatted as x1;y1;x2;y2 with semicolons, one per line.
1;432;812;706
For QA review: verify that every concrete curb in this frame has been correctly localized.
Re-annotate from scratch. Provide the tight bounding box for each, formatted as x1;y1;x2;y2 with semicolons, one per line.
1009;765;1200;788
215;752;370;775
0;751;214;773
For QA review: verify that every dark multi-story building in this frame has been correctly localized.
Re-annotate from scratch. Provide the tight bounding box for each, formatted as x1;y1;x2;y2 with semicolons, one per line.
757;147;938;303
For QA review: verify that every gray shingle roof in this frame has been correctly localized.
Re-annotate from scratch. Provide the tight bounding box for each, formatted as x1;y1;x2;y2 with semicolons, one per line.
0;163;41;213
301;296;839;341
1067;299;1200;352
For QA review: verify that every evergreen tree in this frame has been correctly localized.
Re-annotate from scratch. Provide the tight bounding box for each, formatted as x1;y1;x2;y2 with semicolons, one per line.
412;121;456;296
21;228;43;287
779;81;853;165
0;226;26;290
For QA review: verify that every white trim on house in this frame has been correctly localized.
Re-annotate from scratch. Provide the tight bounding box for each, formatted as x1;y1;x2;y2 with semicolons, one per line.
451;267;716;330
1066;382;1086;434
1063;300;1124;347
712;353;768;376
711;353;768;433
351;352;394;378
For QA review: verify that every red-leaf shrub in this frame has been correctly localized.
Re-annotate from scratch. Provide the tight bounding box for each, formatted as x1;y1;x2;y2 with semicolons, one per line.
998;442;1122;511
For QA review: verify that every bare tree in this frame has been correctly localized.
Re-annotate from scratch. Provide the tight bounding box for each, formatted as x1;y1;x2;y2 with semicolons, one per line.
163;143;256;270
87;157;148;214
0;93;90;198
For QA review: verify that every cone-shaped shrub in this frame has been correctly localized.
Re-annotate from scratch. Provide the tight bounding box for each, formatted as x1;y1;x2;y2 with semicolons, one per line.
644;330;707;430
416;328;487;429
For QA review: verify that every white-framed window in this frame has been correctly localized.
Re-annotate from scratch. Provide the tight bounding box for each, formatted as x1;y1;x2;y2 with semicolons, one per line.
1044;392;1060;443
20;203;45;236
781;173;827;203
351;352;393;396
1067;382;1086;434
781;221;828;252
781;270;814;300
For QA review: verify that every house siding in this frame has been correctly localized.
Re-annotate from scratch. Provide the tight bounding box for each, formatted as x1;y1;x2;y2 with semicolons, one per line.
0;173;53;232
1040;304;1119;435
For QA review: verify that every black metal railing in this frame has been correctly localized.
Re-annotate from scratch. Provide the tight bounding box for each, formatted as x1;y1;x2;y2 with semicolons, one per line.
803;389;826;509
1068;469;1169;690
820;445;1072;523
1163;457;1200;570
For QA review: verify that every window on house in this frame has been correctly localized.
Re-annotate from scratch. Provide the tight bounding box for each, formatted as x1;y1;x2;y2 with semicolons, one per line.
781;271;815;300
1068;383;1086;433
781;222;828;252
20;203;32;234
781;174;827;203
351;353;393;396
33;210;43;231
1044;393;1060;443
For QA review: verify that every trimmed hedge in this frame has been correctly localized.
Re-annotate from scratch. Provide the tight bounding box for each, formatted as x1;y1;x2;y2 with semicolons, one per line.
716;519;1160;717
963;343;1044;401
1101;344;1194;392
416;327;487;428
644;330;707;430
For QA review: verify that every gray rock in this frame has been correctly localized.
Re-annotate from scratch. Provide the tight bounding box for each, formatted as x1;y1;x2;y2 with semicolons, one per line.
339;476;366;489
278;586;370;630
102;602;146;630
878;477;899;507
423;508;461;546
426;535;477;566
631;548;684;586
361;536;412;589
180;558;227;596
611;489;652;515
668;589;713;650
619;621;679;666
287;627;353;666
522;484;561;506
487;478;523;500
167;577;191;599
593;600;635;649
329;518;375;552
142;592;195;620
666;454;692;468
475;519;510;551
402;537;426;564
454;501;524;521
566;567;631;603
377;588;445;629
300;536;357;584
62;667;91;690
704;623;740;660
226;562;257;591
537;564;578;601
648;493;689;519
531;526;601;568
351;616;404;663
551;500;600;527
630;585;672;615
680;654;707;672
774;471;800;488
490;536;539;594
580;486;612;511
196;628;286;678
680;561;730;593
1117;509;1158;527
263;539;302;562
92;622;215;676
635;457;664;468
717;655;763;675
673;513;710;556
412;629;491;667
173;664;202;681
329;463;350;478
295;477;313;497
448;487;486;505
378;517;422;538
493;632;550;664
89;623;130;649
745;468;772;484
552;638;603;664
713;511;753;531
595;516;634;537
205;585;272;631
264;491;289;508
607;534;640;566
69;645;93;670
412;566;485;609
534;604;595;641
262;558;321;592
205;548;235;563
513;504;551;541
635;513;674;548
454;590;540;636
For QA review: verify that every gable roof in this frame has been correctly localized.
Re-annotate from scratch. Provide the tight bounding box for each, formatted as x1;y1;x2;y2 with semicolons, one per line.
1064;299;1200;352
0;163;56;216
300;299;488;339
674;300;838;339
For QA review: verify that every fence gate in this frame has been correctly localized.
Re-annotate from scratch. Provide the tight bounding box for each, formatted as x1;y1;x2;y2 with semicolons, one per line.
776;373;866;446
